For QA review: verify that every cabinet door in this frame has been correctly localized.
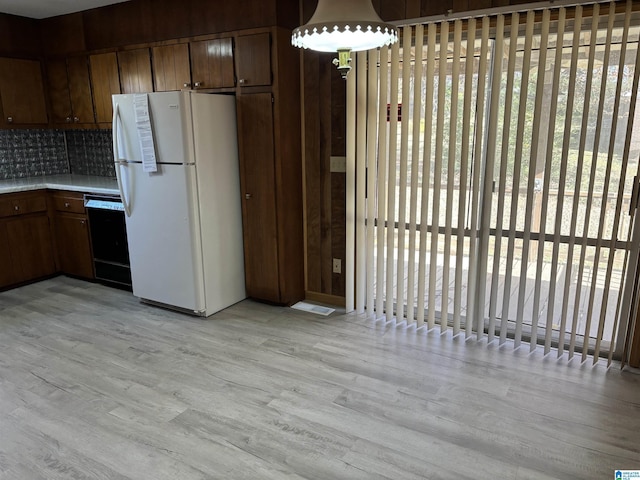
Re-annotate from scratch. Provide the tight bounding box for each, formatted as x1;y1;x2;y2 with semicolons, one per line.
190;38;234;89
153;44;191;91
46;56;94;125
118;48;153;94
237;93;280;302
45;58;73;124
89;52;121;123
235;33;271;87
67;56;95;124
6;214;55;282
54;212;94;279
0;58;48;124
0;222;19;288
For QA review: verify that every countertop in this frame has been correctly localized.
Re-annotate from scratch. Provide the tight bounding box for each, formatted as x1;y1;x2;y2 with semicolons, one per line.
0;174;119;196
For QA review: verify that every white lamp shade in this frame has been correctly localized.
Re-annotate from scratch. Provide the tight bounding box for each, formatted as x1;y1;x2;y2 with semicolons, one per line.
292;0;398;52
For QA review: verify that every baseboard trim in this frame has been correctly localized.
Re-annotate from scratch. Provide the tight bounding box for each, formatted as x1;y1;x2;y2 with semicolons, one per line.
305;291;346;308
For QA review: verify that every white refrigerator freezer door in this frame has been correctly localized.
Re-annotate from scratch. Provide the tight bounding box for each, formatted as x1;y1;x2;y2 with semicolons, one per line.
112;91;193;165
190;93;246;315
124;162;205;313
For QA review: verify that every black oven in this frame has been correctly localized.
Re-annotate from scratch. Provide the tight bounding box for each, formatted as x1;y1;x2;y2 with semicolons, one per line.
84;194;132;289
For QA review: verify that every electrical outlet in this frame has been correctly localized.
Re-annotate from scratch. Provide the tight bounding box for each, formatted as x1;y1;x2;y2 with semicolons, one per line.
332;258;342;274
330;156;347;173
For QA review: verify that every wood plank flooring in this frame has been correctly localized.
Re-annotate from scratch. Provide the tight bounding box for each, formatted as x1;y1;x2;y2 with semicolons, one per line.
1;276;639;479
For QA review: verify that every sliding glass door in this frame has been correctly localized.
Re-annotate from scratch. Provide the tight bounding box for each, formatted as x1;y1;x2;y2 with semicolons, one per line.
360;2;640;363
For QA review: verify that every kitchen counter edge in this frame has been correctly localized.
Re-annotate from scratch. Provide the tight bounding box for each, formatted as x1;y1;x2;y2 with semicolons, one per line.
0;175;119;196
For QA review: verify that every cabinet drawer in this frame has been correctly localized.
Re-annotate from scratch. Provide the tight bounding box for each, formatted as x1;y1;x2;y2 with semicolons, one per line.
0;194;47;218
52;195;85;214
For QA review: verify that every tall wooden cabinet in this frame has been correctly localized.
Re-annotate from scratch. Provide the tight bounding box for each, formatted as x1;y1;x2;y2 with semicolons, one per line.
237;93;281;301
236;28;303;305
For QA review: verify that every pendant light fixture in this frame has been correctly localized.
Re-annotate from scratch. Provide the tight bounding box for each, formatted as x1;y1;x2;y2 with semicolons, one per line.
292;0;398;78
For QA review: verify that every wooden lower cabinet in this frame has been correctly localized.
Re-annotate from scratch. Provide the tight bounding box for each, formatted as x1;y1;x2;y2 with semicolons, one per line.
0;222;20;287
0;191;55;289
53;213;94;279
6;215;56;281
50;191;94;279
0;190;97;290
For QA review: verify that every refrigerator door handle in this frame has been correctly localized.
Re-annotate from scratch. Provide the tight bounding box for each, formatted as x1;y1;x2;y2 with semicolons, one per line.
112;103;132;217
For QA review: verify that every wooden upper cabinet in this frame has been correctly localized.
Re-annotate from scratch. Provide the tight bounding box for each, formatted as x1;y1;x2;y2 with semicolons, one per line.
118;48;153;94
67;56;95;124
190;38;235;89
235;33;271;87
45;59;72;124
0;58;48;125
89;52;121;123
152;44;191;91
46;56;94;125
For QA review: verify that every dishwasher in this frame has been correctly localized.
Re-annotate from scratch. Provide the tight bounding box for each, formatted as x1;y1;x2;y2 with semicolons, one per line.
84;193;132;289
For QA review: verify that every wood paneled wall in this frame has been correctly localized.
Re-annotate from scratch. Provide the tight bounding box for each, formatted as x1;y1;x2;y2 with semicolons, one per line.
0;13;40;57
39;0;299;56
301;0;555;301
303;50;346;298
39;14;86;56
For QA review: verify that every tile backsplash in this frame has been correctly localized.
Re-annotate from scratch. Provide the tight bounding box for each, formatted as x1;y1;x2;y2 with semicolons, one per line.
66;130;115;177
0;130;68;180
0;129;115;180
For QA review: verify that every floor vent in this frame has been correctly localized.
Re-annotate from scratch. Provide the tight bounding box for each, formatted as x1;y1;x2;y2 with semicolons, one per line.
291;302;335;316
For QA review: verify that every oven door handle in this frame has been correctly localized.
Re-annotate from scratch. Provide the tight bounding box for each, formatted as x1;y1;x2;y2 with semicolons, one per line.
113;102;132;218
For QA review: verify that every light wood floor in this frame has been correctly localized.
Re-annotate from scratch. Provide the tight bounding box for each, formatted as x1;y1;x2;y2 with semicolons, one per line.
1;277;639;479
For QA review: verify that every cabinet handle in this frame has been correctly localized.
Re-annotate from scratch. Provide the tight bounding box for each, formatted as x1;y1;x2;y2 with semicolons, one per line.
64;202;70;208
239;78;246;85
14;205;19;211
7;116;13;123
73;116;80;123
183;82;191;88
245;193;252;199
80;220;86;226
194;81;202;88
65;116;72;123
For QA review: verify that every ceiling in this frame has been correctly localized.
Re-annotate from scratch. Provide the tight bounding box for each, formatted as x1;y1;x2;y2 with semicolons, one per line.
0;0;130;19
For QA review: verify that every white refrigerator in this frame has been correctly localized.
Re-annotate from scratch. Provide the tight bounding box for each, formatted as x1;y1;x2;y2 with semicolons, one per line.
112;91;245;316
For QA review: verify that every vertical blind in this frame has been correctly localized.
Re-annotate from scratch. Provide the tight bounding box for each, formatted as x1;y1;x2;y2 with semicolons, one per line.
350;0;640;364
